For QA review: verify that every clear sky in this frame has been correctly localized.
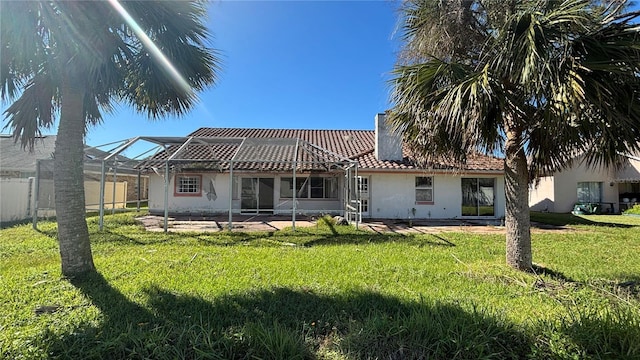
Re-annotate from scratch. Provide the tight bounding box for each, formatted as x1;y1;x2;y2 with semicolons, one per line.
82;0;401;148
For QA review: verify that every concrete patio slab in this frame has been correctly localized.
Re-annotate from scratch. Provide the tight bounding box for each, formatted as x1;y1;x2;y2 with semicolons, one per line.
135;215;572;234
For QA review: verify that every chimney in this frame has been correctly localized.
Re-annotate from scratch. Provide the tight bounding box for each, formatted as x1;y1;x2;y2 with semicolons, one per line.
374;113;403;161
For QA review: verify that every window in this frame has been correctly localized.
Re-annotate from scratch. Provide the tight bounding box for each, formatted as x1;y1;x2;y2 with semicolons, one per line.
175;175;201;196
280;177;338;199
357;176;369;194
415;176;433;203
360;199;369;213
280;177;308;198
310;177;324;198
232;177;239;199
577;182;602;203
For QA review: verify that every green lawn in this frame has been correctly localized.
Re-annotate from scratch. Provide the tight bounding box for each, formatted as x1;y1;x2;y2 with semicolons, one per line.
1;212;639;359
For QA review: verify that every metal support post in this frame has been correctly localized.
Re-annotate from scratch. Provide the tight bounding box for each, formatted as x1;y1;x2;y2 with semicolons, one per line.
99;160;106;230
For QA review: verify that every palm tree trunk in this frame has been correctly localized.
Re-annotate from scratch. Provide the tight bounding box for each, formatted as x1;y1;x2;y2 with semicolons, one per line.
504;122;532;271
54;76;95;277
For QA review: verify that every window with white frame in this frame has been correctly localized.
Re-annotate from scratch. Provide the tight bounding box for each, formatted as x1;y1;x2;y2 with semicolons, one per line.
360;199;369;213
280;177;338;199
357;176;369;194
175;175;201;196
415;176;433;203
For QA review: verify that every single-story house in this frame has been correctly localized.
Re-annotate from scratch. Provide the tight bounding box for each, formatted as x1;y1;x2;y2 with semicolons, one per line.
529;152;640;214
0;134;148;224
143;114;505;221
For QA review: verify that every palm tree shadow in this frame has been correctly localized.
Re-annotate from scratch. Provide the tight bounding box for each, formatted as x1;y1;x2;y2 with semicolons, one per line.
44;273;533;359
43;273;639;359
531;212;635;228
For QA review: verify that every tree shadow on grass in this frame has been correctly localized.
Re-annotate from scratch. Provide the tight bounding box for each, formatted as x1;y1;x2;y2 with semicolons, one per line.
35;271;640;359
192;227;457;248
36;272;533;359
530;212;634;228
301;232;457;247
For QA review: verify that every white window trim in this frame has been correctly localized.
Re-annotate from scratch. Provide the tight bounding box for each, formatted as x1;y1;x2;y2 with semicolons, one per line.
415;176;434;204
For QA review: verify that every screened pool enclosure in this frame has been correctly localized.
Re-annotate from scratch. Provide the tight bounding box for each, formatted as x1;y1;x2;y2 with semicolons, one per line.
45;136;363;232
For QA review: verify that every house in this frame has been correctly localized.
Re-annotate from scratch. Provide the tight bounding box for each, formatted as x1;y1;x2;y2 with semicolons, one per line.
143;114;505;221
529;153;640;214
0;134;147;224
0;134;56;179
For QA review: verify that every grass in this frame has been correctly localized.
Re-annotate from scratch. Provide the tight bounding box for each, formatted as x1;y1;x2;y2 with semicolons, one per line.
623;204;640;215
1;212;639;359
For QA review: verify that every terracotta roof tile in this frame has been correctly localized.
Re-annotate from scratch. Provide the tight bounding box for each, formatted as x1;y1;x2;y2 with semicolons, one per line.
145;128;503;173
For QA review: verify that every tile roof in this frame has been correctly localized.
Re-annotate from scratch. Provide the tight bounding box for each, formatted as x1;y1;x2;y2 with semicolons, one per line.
0;135;56;171
143;128;503;173
0;134;139;176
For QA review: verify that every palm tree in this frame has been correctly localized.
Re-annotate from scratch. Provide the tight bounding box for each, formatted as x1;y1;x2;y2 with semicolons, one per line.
389;0;640;270
1;1;219;277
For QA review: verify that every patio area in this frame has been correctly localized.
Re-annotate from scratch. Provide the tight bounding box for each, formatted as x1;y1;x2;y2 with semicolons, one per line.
136;215;572;234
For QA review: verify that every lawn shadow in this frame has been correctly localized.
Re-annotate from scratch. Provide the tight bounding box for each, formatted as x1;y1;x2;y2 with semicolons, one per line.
531;212;634;228
532;264;576;283
187;226;457;248
40;272;640;359
44;273;531;359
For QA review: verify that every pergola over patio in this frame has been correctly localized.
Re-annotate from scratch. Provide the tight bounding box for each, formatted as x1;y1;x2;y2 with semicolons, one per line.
95;135;361;232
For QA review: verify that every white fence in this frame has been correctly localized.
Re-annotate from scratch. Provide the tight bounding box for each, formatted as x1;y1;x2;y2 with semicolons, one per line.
0;178;128;224
0;178;35;223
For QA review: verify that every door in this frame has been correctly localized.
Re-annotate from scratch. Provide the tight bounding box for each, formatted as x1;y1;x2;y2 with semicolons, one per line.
461;178;495;216
357;176;370;217
241;178;274;213
257;178;274;213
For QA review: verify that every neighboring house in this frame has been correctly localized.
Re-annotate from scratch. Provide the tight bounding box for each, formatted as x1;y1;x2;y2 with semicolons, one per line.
0;135;147;223
143;114;506;220
0;134;56;179
529;153;640;214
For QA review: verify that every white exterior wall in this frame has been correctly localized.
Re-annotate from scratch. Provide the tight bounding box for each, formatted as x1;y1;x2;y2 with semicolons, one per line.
364;172;505;219
529;159;620;213
149;171;506;219
529;176;556;212
149;173;343;215
149;173;232;214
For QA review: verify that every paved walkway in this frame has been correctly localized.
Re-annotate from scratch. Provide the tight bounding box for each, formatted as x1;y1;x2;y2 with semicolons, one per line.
136;215;572;234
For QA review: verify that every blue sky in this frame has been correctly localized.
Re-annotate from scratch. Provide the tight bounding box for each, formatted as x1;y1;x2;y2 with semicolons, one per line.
7;1;636;153
85;0;401;148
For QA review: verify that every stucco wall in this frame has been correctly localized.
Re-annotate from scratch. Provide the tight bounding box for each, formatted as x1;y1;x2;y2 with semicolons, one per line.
364;172;505;219
149;173;342;215
149;172;506;219
529;176;556;212
529;160;620;213
553;163;618;213
149;173;232;214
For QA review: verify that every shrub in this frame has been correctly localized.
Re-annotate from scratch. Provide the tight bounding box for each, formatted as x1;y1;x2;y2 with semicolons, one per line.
622;204;640;215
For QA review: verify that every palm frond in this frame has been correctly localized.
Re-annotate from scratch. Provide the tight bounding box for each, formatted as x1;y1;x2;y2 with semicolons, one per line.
2;74;57;150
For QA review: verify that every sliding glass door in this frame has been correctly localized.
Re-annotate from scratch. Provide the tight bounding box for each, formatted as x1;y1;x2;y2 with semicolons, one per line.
240;178;274;213
461;178;495;216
